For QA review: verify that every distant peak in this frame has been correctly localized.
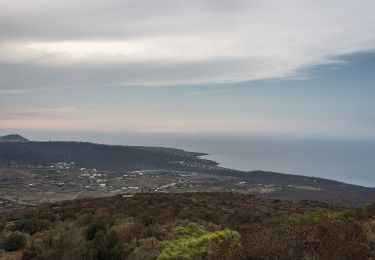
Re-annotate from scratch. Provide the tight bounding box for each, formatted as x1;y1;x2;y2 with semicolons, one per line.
0;134;30;142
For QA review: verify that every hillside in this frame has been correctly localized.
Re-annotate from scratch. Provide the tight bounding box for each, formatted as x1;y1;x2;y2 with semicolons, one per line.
0;192;374;259
0;141;217;171
0;138;374;207
0;134;30;142
207;168;375;206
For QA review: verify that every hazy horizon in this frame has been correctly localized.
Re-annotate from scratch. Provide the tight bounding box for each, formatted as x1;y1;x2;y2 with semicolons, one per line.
1;130;374;187
1;0;375;187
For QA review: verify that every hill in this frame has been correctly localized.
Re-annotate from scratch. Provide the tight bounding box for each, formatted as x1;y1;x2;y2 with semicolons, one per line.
0;192;374;259
0;141;216;171
0;134;30;142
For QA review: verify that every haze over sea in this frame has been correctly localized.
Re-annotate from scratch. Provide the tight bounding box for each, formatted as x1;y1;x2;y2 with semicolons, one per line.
3;130;374;188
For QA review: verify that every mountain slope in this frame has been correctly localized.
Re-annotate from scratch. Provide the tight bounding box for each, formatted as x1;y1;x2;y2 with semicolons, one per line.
0;134;30;142
0;141;216;170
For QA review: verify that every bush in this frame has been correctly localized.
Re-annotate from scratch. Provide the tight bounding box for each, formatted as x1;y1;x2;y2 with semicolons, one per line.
279;210;326;228
52;223;84;249
169;222;207;239
142;226;162;239
128;245;160;260
88;230;123;260
8;218;51;235
141;214;155;226
0;232;26;252
158;223;241;260
85;218;107;240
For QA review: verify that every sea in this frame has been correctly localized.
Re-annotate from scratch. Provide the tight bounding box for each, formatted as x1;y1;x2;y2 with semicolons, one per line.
3;130;375;187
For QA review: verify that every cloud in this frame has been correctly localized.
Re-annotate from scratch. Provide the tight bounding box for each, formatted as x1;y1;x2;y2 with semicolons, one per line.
0;0;375;92
1;111;368;138
35;106;77;113
185;89;233;96
0;107;78;120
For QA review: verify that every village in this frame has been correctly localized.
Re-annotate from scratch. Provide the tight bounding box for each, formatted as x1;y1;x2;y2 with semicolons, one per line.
1;162;265;211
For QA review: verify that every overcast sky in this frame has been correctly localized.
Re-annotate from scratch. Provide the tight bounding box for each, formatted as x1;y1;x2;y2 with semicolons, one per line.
0;0;375;138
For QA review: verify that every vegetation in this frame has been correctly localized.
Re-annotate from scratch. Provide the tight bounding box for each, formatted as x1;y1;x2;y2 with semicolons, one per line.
158;222;240;259
0;232;26;252
279;209;327;228
0;141;215;171
0;192;374;259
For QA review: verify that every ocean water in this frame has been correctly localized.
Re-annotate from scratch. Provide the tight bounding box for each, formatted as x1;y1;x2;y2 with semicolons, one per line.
3;130;375;187
114;133;374;188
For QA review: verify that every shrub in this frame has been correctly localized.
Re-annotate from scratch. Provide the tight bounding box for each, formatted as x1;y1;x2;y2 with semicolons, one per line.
52;223;84;249
85;218;108;240
177;208;206;221
279;210;326;228
0;232;26;252
169;222;207;239
90;230;123;260
8;218;51;235
141;214;155;226
128;245;160;260
157;223;241;260
142;226;162;239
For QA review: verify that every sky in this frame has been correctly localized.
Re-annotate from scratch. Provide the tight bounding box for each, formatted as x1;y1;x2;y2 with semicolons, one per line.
1;0;375;139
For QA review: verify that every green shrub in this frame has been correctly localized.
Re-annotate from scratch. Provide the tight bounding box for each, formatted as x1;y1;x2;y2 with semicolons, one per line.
332;203;375;221
52;223;84;249
279;210;326;228
170;222;207;239
0;232;26;252
89;230;123;260
157;223;241;260
363;202;375;215
142;226;162;239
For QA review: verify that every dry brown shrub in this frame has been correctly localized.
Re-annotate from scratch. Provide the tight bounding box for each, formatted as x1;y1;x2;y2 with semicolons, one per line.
0;251;23;260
